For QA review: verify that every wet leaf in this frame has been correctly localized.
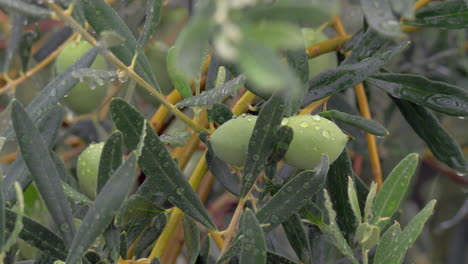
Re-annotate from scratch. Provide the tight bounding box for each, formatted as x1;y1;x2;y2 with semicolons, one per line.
403;0;468;29
282;213;311;264
183;215;201;264
137;0;163;48
0;0;50;18
360;0;403;38
240;209;266;264
320;110;389;136
98;132;124;193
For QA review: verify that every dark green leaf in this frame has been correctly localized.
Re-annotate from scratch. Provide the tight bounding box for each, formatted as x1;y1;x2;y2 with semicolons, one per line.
176;75;245;108
183;215;201;264
370;73;468;116
216;234;241;264
343;30;391;65
391;97;468;173
110;98;216;230
319;110;389;136
137;0;163;48
360;0;403;38
82;0;161;92
240;209;266;264
11;101;75;246
302;42;408;106
285;48;309;85
374;200;436;264
207;103;233;125
0;0;50;17
196;236;211;264
2;14;25;73
167;47;193;98
266;251;298;264
66;153;137;264
119;232;127;259
269;125;294;164
4;208;67;260
374;222;402;264
282;213;311;264
134;214;166;256
299;201;324;226
2;47;97;141
371;153;419;229
205;139;241;196
241;94;285;198
117;194;163;243
256;156;329;232
326;151;358;241
160;131;192;147
61;181;92;206
98;132;124;193
403;0;468;29
3;104;63;204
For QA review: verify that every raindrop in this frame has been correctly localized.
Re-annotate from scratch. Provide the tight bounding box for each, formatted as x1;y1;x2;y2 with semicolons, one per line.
312;116;321;121
299;122;309;128
322;130;331;139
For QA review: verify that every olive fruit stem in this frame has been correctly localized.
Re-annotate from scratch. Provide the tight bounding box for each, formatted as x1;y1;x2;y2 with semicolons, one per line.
220;198;247;254
47;2;208;133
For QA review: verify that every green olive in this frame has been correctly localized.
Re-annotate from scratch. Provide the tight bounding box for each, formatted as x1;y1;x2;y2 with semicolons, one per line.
302;28;338;78
55;41;108;114
209;115;257;166
210;114;348;170
282;115;348;170
77;142;104;199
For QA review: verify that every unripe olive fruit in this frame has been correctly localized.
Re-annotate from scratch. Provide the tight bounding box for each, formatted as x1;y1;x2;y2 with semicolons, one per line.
282;115;348;170
77;142;104;199
209;115;257;166
55;41;108;114
210;115;348;170
302;28;338;78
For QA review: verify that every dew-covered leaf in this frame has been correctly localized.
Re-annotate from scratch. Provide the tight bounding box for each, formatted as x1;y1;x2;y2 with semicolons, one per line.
176;75;245;108
82;0;161;93
369;73;468;116
71;69;117;89
207;103;233;125
66;153;137;264
374;200;436;264
11;101;75;246
160;131;192;147
240;209;266;264
183;215;201;264
0;0;50;18
342;30;391;65
256;156;329;232
266;251;298;264
110;98;216;230
241;94;285;198
403;0;468;29
282;213;311;264
196;236;211;264
134;214;166;256
98;132;124;193
360;0;403;38
137;0;163;48
371;153;419;229
320;110;389;136
302;42;408;106
167;46;193;98
391;97;468;173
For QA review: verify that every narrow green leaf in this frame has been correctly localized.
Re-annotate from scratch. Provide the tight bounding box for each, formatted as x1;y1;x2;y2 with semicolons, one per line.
0;0;50;18
183;215;201;264
363;182;378;222
302;42;408;106
282;213;311;264
256;156;329;232
160;131;192;147
119;232;127;259
269;125;294;164
61;181;92;206
167;47;193;98
82;0;161;93
134;214;166;256
2;14;25;73
266;251;298;264
326;151;358;240
4;208;67;260
3;104;63;204
11;101;75;246
2;48;97;141
342;30;390;64
360;0;403;38
137;0;163;48
241;94;285;198
374;222;402;263
374;200;437;264
110;98;216;230
205;54;223;91
203;137;240;196
66;153;137;264
347;177;362;224
391;97;468;173
98;132;124;193
196;236;211;264
285;47;309;85
207;103;233;125
369;73;468;116
403;0;468;29
322;190;359;264
216;234;241;264
371;153;419;229
299;201;325;227
240;209;266;264
319;110;389;136
176;75;245;108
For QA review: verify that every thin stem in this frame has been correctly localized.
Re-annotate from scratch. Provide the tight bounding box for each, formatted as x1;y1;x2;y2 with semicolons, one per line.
46;2;208;133
220;198;246;253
